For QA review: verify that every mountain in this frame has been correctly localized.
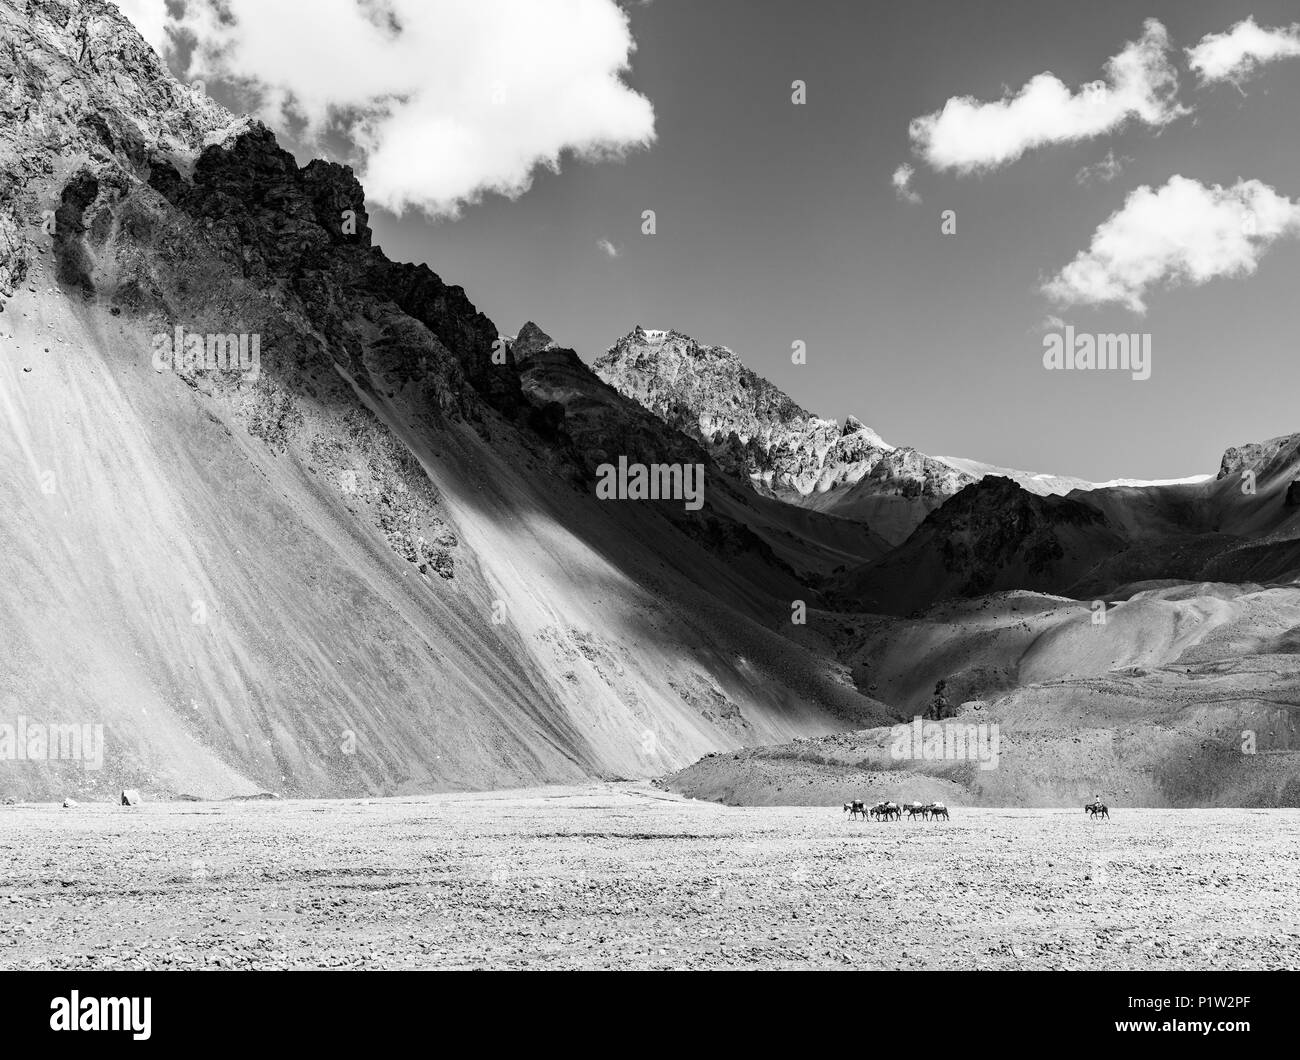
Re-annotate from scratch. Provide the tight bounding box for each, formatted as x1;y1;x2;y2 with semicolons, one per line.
828;438;1300;618
593;326;975;544
827;476;1127;615
664;574;1300;808
933;454;1212;497
511;322;892;579
0;0;891;801
592;328;1220;544
3;0;1299;809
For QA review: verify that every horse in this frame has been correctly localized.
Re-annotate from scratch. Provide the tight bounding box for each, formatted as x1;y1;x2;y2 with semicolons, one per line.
843;800;866;820
928;802;949;820
879;801;901;821
904;802;927;821
1086;802;1109;819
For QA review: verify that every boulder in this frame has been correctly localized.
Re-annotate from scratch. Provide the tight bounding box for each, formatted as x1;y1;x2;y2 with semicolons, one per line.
120;789;141;806
61;798;77;808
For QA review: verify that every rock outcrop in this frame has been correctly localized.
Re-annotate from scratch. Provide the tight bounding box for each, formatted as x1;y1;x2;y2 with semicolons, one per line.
1218;433;1300;484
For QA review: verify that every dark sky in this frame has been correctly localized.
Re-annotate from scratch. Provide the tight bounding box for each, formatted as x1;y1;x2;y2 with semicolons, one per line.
221;1;1300;480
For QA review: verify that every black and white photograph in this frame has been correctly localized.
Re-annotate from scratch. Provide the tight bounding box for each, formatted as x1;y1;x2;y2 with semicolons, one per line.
1;0;1297;1041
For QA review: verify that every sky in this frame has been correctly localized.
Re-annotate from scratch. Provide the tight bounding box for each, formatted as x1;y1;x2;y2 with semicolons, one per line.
118;0;1300;481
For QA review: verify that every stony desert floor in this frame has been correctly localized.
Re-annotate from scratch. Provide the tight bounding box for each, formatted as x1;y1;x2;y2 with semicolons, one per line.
2;785;1298;970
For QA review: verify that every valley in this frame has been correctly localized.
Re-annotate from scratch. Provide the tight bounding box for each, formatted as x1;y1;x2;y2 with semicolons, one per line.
2;0;1299;811
3;786;1297;970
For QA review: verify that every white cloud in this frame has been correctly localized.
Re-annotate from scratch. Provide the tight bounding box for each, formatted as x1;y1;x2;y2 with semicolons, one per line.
1187;17;1300;85
891;163;921;204
597;237;620;258
112;0;655;219
111;0;168;52
909;20;1186;175
1043;176;1300;312
1075;149;1129;186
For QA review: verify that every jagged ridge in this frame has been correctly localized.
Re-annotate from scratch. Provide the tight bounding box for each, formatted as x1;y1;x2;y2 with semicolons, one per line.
594;325;974;544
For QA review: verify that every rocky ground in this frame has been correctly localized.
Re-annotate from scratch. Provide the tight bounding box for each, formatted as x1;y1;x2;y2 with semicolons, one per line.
2;785;1297;970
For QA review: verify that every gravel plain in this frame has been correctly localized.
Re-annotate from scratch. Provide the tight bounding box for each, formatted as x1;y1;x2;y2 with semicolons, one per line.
2;785;1298;970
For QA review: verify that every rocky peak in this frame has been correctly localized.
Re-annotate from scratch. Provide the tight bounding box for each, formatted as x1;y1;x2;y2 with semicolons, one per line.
924;475;1107;530
597;326;808;423
511;320;555;364
1217;433;1300;482
593;325;973;539
0;0;235;298
594;326;843;484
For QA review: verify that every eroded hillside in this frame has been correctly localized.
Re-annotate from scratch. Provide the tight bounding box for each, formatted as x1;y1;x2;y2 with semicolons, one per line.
0;0;890;800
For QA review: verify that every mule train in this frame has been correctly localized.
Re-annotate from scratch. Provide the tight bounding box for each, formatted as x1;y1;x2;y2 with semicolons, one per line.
843;800;949;821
